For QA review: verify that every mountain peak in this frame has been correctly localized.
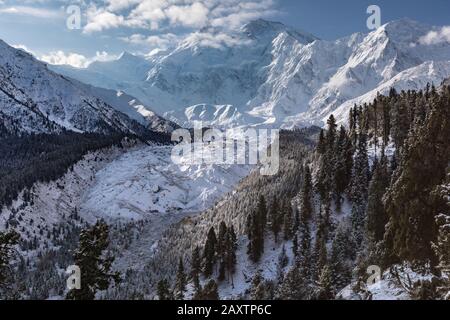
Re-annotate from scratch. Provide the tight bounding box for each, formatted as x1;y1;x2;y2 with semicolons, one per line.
379;18;431;41
241;19;317;43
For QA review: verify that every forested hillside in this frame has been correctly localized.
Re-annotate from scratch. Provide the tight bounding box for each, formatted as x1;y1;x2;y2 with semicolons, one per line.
152;84;450;300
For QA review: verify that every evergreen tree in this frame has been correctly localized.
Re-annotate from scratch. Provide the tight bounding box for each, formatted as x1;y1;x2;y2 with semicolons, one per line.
316;264;334;300
217;221;228;281
300;165;314;221
225;225;237;286
175;257;187;300
191;246;201;292
282;202;294;240
194;279;219;300
247;196;267;263
384;90;450;265
350;133;369;249
203;227;217;277
66;220;120;300
329;225;353;292
366;156;390;244
292;235;298;258
157;279;172;300
0;230;20;295
269;197;281;242
317;129;326;154
333;127;351;210
297;214;312;281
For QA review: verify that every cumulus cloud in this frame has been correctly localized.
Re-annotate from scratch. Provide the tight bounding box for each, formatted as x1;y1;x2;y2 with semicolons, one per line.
165;2;209;28
121;33;180;49
40;50;118;68
84;6;126;33
419;26;450;45
82;0;278;33
0;5;62;18
182;31;252;49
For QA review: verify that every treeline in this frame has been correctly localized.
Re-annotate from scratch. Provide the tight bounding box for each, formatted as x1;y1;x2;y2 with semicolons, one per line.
279;84;450;299
0;132;129;208
172;84;450;300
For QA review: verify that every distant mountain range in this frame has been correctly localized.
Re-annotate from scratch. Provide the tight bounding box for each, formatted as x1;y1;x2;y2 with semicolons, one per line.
0;39;175;137
52;18;450;128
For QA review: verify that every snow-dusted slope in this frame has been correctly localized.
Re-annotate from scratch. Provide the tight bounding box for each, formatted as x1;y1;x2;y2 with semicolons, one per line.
52;19;450;128
69;79;178;133
0;40;153;136
80;144;251;222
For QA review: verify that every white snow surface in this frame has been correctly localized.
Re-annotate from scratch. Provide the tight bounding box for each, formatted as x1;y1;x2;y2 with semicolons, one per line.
80;144;251;222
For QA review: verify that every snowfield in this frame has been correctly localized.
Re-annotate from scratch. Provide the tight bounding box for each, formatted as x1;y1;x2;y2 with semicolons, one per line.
80;144;251;222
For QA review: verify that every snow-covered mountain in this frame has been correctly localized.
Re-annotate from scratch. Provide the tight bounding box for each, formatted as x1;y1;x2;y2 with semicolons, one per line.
0;40;168;136
52;18;450;128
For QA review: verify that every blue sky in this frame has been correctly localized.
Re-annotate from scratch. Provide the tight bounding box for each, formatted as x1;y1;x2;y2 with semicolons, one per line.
1;0;449;67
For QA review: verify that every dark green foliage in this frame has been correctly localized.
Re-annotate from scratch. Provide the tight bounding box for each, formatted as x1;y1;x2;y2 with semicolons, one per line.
247;196;267;263
157;279;172;300
175;257;187;300
384;87;450;265
203;227;217;277
269;197;282;242
66;220;120;300
191;246;201;292
0;132;127;209
194;279;219;300
0;230;20;295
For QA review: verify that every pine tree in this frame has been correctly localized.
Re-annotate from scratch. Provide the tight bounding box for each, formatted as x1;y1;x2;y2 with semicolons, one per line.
0;230;20;294
157;279;172;300
282;201;294;240
269;197;281;242
247;196;267;263
313;219;328;281
276;265;310;299
191;246;201;292
316;264;334;300
217;221;228;281
329;225;353;292
66;220;120;300
333;127;351;210
384;89;450;265
297;214;312;281
316;115;338;202
203;227;217;277
350;133;369;249
225;225;237;286
317;129;326;154
292;235;298;257
195;279;219;300
300;165;314;221
366;155;390;244
175;257;187;300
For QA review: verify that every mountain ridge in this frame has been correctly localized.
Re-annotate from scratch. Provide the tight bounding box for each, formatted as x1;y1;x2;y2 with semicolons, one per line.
49;19;450;128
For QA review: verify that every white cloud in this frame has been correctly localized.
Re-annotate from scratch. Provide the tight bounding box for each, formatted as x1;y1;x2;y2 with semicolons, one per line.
0;5;62;18
165;2;209;28
82;0;278;33
84;6;126;33
106;0;141;12
121;33;180;49
419;26;450;45
182;31;252;49
40;50;118;68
